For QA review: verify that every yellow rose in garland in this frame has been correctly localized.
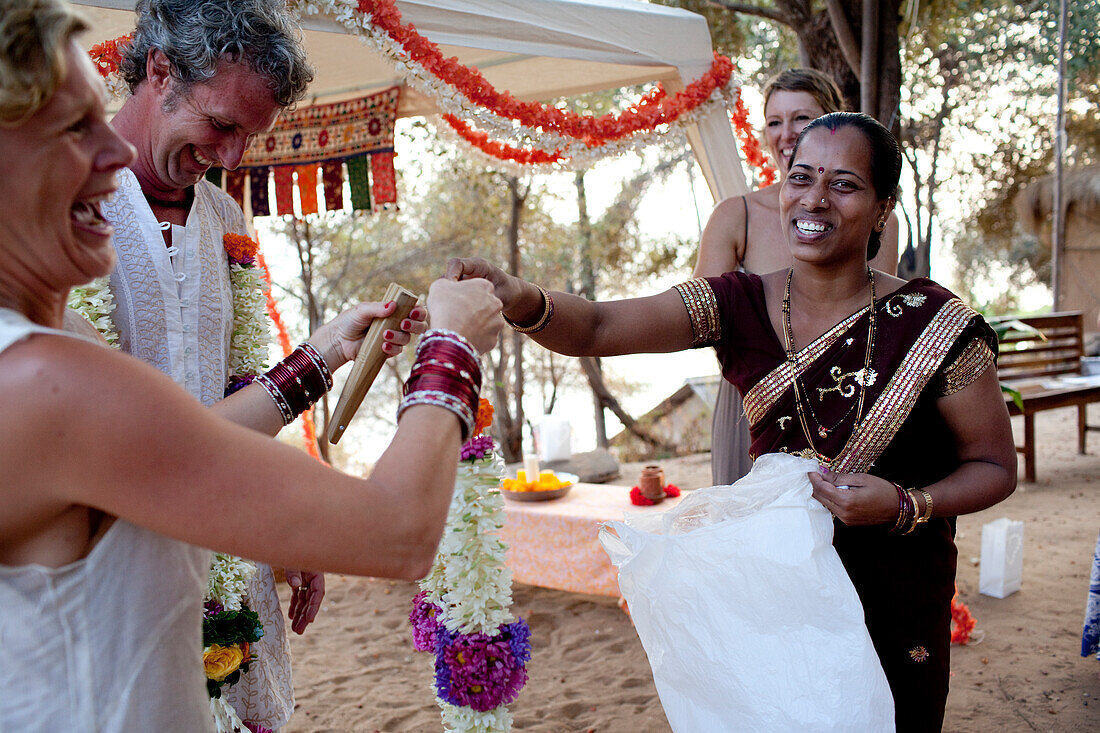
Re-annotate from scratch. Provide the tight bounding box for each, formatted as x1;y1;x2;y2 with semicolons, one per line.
203;643;245;682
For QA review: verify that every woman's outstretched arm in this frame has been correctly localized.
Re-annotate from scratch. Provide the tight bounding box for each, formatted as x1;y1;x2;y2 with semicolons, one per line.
1;278;501;579
445;257;696;357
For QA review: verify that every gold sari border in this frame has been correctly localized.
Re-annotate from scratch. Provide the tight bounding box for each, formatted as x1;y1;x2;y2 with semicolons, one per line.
743;307;869;426
833;298;977;473
939;339;995;397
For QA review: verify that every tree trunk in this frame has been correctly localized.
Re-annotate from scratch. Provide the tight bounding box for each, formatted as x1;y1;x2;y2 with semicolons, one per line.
488;174;530;463
573;170;609;444
577;356;678;453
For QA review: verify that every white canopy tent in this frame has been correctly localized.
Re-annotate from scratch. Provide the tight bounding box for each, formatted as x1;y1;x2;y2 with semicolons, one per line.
73;0;748;201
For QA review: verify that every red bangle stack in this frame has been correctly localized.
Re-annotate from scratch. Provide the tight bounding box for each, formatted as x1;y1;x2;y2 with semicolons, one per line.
398;329;481;439
255;342;333;425
889;481;920;535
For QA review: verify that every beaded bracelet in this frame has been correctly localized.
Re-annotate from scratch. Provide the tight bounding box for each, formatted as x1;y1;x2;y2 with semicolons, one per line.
503;285;554;334
398;330;482;439
254;342;333;425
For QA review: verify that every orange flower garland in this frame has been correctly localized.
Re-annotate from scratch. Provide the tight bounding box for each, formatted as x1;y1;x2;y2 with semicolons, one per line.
442;114;565;166
471;398;494;438
257;249;324;461
730;87;778;188
88;34;130;77
950;587;977;644
223;232;260;263
355;0;733;147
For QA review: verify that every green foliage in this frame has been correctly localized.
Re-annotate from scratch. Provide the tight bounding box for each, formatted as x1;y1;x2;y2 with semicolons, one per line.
203;606;263;648
653;0;800;85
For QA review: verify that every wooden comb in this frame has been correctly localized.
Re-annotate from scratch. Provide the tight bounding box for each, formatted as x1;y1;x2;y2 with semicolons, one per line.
327;283;419;444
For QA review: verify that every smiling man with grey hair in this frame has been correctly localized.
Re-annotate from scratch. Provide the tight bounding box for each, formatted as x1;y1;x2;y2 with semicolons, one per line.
103;1;315;730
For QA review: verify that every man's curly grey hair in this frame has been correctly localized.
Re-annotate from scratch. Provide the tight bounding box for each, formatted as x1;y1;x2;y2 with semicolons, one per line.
119;0;313;109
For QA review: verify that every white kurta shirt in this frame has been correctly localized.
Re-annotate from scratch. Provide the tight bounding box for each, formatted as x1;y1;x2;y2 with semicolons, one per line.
101;169;295;730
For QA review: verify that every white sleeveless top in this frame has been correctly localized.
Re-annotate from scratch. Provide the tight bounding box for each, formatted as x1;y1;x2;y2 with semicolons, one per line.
0;308;213;731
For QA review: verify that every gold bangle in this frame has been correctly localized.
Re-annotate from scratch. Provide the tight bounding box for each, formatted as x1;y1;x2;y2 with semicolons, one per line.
916;489;933;524
901;489;921;535
503;285;553;333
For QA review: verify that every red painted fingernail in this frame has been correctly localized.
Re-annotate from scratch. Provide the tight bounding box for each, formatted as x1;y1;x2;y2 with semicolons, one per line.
384;300;395;308
384;330;394;339
401;320;411;329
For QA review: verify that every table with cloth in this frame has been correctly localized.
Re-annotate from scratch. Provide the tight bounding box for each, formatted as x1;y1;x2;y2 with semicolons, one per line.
500;482;684;597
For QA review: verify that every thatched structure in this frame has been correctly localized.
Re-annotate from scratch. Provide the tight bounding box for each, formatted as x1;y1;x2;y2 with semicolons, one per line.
1015;166;1100;336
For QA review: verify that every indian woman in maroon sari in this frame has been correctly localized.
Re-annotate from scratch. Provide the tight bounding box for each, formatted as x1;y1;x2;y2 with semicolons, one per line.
449;112;1016;731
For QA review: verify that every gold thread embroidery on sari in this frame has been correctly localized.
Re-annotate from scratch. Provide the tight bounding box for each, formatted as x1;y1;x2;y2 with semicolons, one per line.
938;339;995;396
885;292;928;317
743;307;868;426
816;365;879;400
831;299;978;473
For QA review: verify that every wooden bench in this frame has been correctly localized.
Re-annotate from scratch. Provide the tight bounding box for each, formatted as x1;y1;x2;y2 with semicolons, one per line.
990;311;1100;482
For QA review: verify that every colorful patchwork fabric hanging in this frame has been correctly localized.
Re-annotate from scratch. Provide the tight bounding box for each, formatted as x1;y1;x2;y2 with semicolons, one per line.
248;167;271;217
273;166;295;216
321;160;344;212
225;169;247;211
222;86;399;217
370;152;397;206
296;165;319;215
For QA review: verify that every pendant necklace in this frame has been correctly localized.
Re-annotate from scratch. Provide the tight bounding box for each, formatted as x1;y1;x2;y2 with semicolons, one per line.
782;267;877;466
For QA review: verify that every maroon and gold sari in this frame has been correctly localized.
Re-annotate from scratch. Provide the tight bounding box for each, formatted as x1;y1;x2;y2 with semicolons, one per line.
676;271;997;732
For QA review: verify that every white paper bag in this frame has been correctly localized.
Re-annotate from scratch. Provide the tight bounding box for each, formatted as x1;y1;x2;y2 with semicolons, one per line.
598;453;894;732
979;517;1024;598
535;415;571;462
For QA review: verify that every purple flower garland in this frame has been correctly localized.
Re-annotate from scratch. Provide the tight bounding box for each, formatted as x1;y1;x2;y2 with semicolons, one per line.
411;593;532;713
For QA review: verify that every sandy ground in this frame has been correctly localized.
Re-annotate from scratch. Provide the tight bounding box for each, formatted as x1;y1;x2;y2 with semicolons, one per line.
282;406;1100;732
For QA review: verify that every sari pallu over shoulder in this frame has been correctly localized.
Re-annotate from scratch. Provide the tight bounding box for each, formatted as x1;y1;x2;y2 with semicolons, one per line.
674;274;997;475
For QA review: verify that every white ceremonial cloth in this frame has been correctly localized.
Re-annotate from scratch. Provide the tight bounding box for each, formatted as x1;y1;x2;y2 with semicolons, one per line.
0;308;214;732
101;171;295;730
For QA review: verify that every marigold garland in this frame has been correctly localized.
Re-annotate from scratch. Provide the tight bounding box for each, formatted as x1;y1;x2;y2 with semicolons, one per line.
730;87;778;188
92;4;741;169
950;587;978;645
351;0;732;145
87;34;131;98
442;115;565;166
256;248;323;461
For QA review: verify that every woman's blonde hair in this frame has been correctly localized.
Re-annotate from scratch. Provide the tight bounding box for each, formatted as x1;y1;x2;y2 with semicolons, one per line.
0;0;87;125
762;68;845;116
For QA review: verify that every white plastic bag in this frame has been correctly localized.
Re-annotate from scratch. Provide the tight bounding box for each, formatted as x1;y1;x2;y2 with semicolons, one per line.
599;453;894;732
979;517;1024;598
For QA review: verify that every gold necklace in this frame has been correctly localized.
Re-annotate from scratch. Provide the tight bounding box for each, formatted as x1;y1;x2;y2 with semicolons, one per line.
782;267;876;466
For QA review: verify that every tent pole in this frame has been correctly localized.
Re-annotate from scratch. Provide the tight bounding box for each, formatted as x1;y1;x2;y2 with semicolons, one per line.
1052;0;1068;311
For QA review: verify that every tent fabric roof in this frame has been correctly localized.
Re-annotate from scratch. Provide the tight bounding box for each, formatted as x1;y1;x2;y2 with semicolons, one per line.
73;0;747;199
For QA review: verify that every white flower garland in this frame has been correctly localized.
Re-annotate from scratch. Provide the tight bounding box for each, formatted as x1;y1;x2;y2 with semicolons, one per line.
227;263;272;375
438;701;513;733
420;450;513;635
67;276;118;346
70;251;271;733
206;552;258;611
